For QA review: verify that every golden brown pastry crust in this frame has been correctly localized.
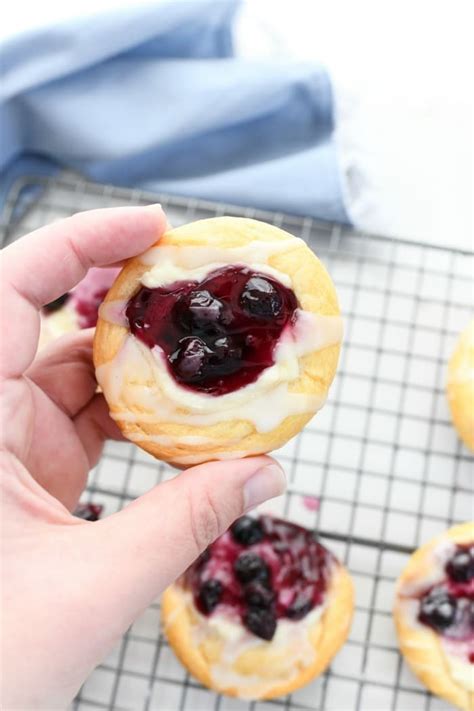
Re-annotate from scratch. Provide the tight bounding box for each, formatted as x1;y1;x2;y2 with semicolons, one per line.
447;321;474;451
161;564;353;700
93;217;341;467
394;523;474;711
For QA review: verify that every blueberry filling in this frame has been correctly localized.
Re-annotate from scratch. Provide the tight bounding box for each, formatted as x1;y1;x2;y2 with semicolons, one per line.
417;544;474;648
73;502;103;522
126;266;298;396
186;516;333;641
286;587;316;621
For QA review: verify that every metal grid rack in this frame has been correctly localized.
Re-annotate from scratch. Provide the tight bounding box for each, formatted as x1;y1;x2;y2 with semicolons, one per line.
2;175;473;711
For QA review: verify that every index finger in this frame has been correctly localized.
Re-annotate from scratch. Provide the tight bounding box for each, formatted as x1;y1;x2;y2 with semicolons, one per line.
0;205;166;379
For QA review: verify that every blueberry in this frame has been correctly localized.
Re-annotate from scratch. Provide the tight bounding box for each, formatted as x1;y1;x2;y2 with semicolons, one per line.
198;579;223;614
240;276;283;319
446;547;474;583
231;516;264;546
210;336;242;364
170;337;208;380
243;608;277;640
286;587;314;620
139;289;152;303
234;553;270;585
182;290;230;332
73;503;103;521
43;293;70;313
244;582;275;609
419;587;457;631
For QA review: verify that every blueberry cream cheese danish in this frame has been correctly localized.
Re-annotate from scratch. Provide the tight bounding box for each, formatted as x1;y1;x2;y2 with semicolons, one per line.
394;523;474;710
161;515;354;699
93;217;342;466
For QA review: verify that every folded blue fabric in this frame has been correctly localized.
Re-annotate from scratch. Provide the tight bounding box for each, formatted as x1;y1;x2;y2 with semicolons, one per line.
0;0;348;223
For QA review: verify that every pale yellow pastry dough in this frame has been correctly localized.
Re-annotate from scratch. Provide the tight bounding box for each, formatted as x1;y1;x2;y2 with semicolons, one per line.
394;523;474;711
93;217;342;467
447;321;474;451
39;304;79;349
161;563;353;700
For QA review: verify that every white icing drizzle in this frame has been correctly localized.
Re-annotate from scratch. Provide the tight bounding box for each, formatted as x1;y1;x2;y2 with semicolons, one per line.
140;238;305;270
284;310;343;357
143;260;292;289
442;641;474;691
98;300;128;328
139;238;306;291
96;308;340;437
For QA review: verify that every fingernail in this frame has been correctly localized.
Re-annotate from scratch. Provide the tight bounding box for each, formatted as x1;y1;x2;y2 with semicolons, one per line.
243;464;286;511
144;204;172;229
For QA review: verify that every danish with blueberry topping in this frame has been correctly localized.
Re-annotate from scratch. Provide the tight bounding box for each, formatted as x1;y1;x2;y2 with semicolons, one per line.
40;267;119;347
394;523;474;710
161;515;354;700
93;217;342;466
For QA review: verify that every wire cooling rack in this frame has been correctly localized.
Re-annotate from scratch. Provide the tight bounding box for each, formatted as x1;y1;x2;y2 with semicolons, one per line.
2;175;473;711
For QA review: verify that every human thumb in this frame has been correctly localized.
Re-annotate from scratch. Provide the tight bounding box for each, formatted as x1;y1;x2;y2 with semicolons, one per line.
0;457;285;710
76;456;286;622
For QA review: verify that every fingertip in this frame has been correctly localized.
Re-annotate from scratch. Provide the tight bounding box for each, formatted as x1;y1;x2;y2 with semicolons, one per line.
243;462;287;511
143;203;166;227
105;204;168;256
184;454;275;478
180;455;286;504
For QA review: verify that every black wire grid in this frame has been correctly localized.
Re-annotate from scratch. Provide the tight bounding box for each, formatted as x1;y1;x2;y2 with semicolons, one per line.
2;175;473;711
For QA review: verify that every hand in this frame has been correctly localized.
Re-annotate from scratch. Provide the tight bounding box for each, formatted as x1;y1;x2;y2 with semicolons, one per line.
0;207;286;710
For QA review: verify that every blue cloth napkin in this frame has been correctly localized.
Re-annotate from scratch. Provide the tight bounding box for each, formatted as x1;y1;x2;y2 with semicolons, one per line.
0;0;348;223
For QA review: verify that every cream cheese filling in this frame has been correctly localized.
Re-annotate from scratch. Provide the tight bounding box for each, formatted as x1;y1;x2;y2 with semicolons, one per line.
177;588;324;699
442;639;474;691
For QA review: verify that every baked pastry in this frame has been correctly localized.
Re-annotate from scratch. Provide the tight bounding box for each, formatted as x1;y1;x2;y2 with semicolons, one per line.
394;523;474;710
447;321;474;451
161;514;354;700
40;267;119;347
93;217;342;467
